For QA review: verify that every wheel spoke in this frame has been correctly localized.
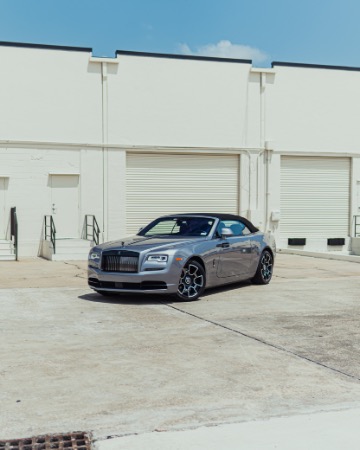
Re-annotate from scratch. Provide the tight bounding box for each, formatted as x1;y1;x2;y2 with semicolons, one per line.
178;262;205;299
260;253;273;281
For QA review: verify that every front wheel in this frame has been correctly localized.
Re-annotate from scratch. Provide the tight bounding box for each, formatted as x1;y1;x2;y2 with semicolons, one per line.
175;260;206;301
252;250;273;285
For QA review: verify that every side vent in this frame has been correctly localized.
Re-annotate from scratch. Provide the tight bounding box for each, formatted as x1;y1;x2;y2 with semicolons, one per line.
327;238;345;246
288;238;306;246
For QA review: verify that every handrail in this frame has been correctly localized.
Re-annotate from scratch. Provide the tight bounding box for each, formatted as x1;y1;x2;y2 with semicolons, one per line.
85;214;100;246
354;215;360;237
10;207;18;261
44;215;56;254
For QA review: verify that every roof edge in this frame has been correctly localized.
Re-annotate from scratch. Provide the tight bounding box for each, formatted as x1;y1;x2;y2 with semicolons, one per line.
0;41;92;53
116;49;252;64
272;61;360;72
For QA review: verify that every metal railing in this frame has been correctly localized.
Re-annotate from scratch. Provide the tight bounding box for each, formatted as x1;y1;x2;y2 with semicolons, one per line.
354;215;360;237
10;207;18;261
44;215;56;254
84;215;100;246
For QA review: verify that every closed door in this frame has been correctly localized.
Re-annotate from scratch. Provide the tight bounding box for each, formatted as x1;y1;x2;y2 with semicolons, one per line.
126;153;239;235
50;175;79;238
280;156;350;238
217;236;253;278
0;178;6;238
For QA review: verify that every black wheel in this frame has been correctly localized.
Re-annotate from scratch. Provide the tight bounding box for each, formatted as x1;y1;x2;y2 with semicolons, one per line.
175;260;206;301
252;250;273;285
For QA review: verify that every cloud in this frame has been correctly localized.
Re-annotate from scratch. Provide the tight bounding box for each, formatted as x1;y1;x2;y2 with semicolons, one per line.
178;40;269;65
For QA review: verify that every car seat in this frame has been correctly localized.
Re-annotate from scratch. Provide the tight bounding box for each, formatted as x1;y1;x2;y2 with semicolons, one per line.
230;223;244;236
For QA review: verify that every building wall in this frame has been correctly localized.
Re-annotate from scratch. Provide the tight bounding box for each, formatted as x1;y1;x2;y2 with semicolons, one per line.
0;45;102;143
1;43;360;256
0;45;104;255
0;146;81;254
265;63;360;249
268;64;360;153
106;54;258;148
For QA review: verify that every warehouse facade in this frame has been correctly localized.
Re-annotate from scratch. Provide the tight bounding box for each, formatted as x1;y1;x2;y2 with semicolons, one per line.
0;42;359;259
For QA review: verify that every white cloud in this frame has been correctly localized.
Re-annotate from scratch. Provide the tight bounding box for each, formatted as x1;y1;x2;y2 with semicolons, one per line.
178;40;269;65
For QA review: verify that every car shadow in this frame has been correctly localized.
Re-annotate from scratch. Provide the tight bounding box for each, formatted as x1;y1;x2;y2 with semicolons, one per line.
78;280;252;305
202;279;252;297
78;292;163;305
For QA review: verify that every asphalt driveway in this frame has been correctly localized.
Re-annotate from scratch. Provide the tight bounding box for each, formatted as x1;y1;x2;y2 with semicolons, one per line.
1;253;360;445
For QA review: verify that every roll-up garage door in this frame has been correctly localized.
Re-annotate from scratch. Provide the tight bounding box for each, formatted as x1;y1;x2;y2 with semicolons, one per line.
126;153;239;234
280;156;350;238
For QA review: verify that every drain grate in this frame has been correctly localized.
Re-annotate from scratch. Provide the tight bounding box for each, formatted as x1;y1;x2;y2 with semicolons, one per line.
0;432;91;450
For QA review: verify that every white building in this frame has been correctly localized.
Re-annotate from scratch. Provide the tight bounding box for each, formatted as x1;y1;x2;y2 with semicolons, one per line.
1;41;360;259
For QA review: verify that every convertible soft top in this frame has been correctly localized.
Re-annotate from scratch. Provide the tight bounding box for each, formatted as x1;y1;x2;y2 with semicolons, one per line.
163;213;259;234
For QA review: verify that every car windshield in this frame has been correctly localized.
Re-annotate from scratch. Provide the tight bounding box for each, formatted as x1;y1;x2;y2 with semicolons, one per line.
139;217;215;237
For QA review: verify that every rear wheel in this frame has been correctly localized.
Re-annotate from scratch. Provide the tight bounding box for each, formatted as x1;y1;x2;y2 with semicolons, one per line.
252;250;273;285
175;260;206;301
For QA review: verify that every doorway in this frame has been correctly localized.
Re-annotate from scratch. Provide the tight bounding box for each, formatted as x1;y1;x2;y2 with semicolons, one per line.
50;175;80;238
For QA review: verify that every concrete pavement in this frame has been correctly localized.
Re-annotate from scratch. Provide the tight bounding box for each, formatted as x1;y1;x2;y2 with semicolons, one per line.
97;408;360;450
1;254;360;448
0;258;87;288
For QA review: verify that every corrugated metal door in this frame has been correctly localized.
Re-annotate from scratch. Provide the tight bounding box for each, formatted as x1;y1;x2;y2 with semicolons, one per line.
126;153;239;234
280;156;350;238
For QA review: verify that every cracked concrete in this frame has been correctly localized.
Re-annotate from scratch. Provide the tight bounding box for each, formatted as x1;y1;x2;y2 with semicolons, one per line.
164;303;360;382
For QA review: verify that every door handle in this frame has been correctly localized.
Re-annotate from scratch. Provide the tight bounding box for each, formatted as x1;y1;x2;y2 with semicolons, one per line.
216;242;230;248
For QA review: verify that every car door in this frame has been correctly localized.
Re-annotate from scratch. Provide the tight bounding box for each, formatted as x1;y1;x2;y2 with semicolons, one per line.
215;221;254;278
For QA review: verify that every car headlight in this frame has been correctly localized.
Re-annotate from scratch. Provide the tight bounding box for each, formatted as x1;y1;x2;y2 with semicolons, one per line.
146;254;168;262
89;250;101;261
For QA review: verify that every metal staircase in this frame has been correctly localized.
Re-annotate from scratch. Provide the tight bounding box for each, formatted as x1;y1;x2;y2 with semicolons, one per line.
0;207;18;261
0;239;16;261
41;214;100;261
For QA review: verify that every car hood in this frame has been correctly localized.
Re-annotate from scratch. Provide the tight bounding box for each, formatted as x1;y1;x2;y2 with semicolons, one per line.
97;235;206;253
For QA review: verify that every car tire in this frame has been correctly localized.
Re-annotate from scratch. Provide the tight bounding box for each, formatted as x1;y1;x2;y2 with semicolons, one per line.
252;250;273;285
175;260;206;301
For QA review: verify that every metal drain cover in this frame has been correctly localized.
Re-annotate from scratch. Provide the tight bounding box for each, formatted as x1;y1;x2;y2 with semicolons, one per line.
0;432;91;450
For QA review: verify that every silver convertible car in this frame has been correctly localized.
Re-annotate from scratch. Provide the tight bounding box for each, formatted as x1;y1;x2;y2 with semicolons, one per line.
88;213;275;301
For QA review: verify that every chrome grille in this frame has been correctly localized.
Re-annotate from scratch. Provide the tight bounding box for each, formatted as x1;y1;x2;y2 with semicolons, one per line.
102;250;139;273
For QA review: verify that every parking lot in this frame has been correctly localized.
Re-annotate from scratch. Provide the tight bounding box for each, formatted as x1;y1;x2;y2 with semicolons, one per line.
1;253;360;447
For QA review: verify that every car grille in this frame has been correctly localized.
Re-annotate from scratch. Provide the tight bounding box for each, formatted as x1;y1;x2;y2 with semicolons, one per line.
101;250;139;273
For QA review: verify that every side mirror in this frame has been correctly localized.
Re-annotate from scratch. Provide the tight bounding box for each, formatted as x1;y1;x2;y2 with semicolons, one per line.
221;228;234;238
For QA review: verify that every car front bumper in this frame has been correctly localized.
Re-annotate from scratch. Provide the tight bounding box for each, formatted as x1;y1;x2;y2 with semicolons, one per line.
88;265;180;295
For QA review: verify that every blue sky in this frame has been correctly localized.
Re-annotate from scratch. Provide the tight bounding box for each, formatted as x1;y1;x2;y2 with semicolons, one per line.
1;0;360;67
